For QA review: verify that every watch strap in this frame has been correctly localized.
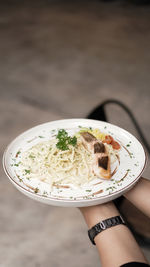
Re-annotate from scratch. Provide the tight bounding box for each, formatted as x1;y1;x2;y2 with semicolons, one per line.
88;215;126;245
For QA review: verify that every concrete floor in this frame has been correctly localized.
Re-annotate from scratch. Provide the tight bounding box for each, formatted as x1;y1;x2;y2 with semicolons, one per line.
0;1;150;266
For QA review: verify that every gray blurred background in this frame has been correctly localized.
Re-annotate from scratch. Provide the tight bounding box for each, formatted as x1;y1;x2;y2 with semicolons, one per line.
0;0;150;266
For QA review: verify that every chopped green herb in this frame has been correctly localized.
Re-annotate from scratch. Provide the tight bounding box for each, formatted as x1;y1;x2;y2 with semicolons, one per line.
29;154;35;159
106;186;116;191
56;129;77;151
25;169;31;174
127;169;131;172
68;136;77;146
14;163;19;167
39;136;44;138
57;129;68;139
86;189;92;192
126;144;130;147
56;139;68;151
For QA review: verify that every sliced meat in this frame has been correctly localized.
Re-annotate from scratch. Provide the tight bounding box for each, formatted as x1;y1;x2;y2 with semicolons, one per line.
98;156;108;170
80;131;111;180
93;151;111;179
94;142;105;153
80;132;96;152
80;132;97;142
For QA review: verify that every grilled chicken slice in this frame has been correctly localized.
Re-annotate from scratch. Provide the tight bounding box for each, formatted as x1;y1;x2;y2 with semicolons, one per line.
93;153;111;179
80;132;111;179
94;142;105;153
80;132;97;152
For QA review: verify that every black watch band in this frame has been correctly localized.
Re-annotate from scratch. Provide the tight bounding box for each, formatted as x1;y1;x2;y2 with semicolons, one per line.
88;215;126;245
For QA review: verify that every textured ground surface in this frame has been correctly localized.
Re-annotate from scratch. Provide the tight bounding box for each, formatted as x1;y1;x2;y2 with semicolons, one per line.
0;0;150;266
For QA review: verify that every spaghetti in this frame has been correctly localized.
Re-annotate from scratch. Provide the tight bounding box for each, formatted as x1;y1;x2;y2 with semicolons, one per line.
20;129;119;189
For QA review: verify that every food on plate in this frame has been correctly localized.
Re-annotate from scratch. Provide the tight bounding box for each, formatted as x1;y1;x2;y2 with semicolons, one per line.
20;127;120;190
80;132;111;179
103;135;120;150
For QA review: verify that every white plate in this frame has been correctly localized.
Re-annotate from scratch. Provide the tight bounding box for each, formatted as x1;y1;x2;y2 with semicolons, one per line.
3;119;147;207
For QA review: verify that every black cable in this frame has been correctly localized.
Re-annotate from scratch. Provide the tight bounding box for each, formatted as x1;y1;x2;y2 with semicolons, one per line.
87;99;150;155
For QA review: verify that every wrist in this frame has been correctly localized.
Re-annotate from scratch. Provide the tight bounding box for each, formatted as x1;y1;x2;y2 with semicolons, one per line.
80;202;120;228
88;215;126;245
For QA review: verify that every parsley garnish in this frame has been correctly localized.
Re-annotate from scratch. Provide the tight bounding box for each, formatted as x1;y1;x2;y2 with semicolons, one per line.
56;129;77;151
14;163;19;167
25;169;31;174
29;154;35;159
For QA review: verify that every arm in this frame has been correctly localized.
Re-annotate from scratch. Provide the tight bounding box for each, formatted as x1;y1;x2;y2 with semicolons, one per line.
80;202;148;267
124;177;150;218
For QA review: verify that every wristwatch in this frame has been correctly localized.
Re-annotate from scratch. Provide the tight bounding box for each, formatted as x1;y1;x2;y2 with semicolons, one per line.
88;215;126;245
